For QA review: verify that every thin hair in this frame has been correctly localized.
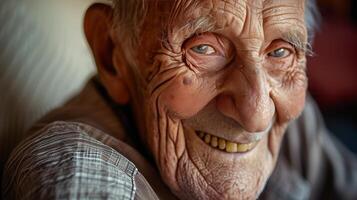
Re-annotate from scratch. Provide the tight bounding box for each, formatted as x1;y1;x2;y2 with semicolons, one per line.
112;0;148;67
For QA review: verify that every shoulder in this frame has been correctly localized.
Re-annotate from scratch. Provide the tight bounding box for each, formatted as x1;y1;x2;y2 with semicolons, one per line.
2;121;138;200
265;96;357;199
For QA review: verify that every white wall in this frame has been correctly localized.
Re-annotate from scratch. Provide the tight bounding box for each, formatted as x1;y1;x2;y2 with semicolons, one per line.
0;0;102;172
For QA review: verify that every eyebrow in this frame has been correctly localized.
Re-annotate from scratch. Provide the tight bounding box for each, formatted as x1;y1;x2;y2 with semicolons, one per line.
176;14;217;37
281;31;313;56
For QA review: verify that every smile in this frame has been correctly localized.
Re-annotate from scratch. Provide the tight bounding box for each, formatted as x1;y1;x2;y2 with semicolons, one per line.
196;131;258;153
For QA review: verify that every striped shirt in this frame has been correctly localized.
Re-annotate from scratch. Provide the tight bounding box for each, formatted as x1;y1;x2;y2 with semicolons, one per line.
3;121;139;199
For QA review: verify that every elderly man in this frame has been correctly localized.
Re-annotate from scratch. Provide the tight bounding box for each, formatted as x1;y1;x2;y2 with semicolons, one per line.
2;0;357;199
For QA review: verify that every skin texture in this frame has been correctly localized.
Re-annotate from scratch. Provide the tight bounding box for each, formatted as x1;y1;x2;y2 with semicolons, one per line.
85;0;308;199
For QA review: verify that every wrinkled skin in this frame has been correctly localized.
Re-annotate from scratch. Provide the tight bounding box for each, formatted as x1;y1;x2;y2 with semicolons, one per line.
91;0;308;199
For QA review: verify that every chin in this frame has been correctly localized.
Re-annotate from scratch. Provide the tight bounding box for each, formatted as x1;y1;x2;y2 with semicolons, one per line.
144;95;289;199
154;121;287;200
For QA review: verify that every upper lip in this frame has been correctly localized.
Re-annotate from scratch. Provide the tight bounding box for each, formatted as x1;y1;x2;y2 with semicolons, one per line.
182;100;275;144
196;118;274;144
237;121;273;143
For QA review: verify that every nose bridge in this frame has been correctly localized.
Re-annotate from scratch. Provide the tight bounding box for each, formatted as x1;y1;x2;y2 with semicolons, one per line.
228;62;273;132
244;63;266;94
234;35;266;104
236;0;264;58
218;44;273;132
237;59;269;112
216;2;274;132
232;4;272;132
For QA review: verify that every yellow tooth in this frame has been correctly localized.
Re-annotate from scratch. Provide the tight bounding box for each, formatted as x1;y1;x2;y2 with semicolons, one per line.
226;142;238;153
204;134;211;144
197;130;258;153
210;136;218;148
218;138;226;150
237;143;250;152
198;131;205;138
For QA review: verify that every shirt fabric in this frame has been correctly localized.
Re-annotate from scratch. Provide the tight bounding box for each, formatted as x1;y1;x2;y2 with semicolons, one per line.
2;77;357;199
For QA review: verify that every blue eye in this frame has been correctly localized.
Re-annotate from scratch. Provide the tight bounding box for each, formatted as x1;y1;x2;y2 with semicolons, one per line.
268;48;291;58
191;44;216;55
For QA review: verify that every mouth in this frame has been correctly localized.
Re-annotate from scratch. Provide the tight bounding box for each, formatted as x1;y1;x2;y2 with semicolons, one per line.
196;131;259;153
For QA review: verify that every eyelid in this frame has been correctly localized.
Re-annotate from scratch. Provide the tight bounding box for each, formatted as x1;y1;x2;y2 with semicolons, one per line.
183;33;227;56
266;40;295;57
182;33;235;72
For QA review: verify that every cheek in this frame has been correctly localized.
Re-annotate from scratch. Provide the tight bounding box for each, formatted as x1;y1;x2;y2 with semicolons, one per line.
268;57;308;123
272;77;307;123
160;74;216;118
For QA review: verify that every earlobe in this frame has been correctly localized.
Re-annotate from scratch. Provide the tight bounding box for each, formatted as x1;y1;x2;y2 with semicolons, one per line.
84;3;130;105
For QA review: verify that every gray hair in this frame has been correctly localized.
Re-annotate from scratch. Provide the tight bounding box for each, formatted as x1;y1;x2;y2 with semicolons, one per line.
112;0;147;68
305;0;321;44
112;0;320;64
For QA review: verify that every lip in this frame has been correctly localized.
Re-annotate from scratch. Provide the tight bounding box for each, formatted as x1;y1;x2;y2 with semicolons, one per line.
184;126;263;156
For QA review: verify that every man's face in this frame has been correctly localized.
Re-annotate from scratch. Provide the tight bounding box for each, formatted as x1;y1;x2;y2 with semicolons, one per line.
128;0;307;199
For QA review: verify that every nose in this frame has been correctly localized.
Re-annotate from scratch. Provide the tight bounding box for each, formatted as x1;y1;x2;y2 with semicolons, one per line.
216;61;275;133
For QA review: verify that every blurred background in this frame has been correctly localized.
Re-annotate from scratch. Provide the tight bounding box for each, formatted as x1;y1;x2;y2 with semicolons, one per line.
0;0;356;190
308;0;357;153
0;0;97;188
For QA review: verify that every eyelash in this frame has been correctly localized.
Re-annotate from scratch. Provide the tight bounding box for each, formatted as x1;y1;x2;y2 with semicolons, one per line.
266;40;296;58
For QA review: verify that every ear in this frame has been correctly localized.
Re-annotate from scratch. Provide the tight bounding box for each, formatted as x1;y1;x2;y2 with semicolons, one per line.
84;3;130;105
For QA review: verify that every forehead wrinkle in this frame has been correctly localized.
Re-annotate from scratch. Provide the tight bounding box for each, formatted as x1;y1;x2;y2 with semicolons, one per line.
261;0;307;48
262;0;305;23
165;0;208;33
263;0;304;8
238;1;264;41
216;0;246;16
263;5;303;16
262;8;305;26
169;0;248;37
176;15;217;36
265;21;306;33
214;1;246;27
245;0;264;10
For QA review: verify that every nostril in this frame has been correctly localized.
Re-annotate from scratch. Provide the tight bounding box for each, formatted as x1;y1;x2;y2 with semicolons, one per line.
216;94;239;120
243;118;273;133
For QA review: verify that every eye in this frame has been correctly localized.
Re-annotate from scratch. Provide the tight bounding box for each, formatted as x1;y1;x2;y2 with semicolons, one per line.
268;48;291;58
191;44;216;55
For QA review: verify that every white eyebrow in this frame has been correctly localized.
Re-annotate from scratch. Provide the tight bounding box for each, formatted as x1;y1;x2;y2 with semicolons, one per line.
176;14;217;36
282;31;313;56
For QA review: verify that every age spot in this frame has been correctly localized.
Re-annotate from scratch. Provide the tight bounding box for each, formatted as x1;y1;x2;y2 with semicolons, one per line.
183;76;192;85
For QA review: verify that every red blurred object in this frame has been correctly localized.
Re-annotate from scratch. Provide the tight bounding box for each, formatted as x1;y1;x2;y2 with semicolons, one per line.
307;17;357;108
